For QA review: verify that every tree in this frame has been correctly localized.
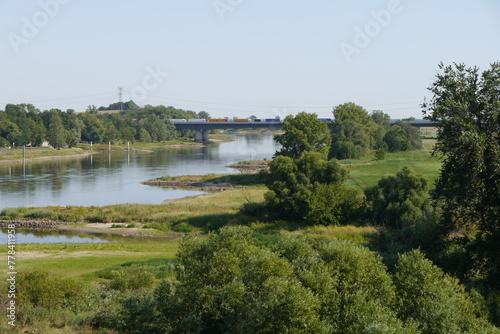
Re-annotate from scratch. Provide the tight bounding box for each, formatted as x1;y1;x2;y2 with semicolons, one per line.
329;119;370;159
197;111;210;119
47;113;67;149
86;105;98;114
138;128;152;143
156;226;328;333
371;110;391;131
395;250;498;334
274;112;331;159
383;124;411;152
329;103;385;159
80;113;105;143
384;121;422;152
276;236;417;334
365;167;431;228
261;151;363;225
103;122;119;143
424;62;500;285
374;147;386;160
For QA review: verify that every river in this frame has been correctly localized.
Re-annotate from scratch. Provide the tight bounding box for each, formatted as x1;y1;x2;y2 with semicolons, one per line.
0;134;280;211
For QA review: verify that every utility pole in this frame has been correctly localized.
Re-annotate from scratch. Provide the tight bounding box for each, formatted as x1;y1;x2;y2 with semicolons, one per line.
118;86;123;112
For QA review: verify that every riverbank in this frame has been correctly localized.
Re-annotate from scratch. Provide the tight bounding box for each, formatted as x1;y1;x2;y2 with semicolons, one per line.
0;134;236;165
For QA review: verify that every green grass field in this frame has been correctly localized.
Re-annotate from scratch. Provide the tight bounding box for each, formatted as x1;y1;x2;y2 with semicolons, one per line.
343;140;441;189
0;241;179;282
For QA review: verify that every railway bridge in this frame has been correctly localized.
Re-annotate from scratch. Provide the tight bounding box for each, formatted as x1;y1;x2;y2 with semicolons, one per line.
172;119;437;142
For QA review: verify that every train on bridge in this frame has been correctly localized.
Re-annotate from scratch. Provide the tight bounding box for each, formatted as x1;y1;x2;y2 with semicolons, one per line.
168;117;332;124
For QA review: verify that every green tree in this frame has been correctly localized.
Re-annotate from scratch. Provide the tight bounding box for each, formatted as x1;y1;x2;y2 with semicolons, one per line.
47;113;67;149
274;112;331;159
365;167;430;228
395;250;498;334
86;105;98;114
197;111;210;119
138;128;152;143
103;122;119;143
371;110;391;131
262;151;363;225
384;121;422;152
329;103;384;159
276;236;417;334
424;62;500;285
156;226;328;333
374;147;387;160
80;113;105;143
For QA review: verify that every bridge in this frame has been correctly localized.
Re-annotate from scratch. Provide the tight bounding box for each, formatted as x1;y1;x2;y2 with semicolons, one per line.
172;119;437;142
173;121;282;142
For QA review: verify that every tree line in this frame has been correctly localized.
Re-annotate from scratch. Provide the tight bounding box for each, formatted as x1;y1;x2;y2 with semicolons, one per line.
0;102;209;149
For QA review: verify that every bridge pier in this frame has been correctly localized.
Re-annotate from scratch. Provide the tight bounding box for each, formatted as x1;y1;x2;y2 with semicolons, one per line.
194;130;209;143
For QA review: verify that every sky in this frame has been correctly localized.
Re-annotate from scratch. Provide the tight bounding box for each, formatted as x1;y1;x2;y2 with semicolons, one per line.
1;0;499;120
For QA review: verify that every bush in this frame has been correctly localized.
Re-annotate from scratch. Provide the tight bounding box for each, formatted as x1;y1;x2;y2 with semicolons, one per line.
261;152;363;225
365;167;431;228
0;207;20;218
24;209;54;219
395;250;498;334
108;265;155;291
171;222;196;233
375;147;387;160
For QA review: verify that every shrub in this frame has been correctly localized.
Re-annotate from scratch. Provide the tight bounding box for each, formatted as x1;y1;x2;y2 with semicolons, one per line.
365;167;431;228
24;209;53;219
108;266;155;291
0;207;19;218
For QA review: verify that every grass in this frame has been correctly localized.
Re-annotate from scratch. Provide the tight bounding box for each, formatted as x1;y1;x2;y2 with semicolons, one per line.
343;139;441;189
0;241;178;282
156;172;265;186
0;147;91;163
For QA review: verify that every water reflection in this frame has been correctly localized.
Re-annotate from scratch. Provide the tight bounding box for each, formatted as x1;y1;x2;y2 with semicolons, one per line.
1;229;110;244
0;134;280;210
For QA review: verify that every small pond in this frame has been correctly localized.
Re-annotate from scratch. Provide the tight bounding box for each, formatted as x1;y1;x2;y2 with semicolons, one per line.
1;229;114;244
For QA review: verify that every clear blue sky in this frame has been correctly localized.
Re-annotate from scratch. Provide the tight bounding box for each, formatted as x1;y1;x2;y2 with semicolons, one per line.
1;0;499;119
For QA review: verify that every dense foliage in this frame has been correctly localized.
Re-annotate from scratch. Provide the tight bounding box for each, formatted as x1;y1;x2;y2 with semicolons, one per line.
329;103;422;159
274;112;331;159
0;102;207;147
424;62;500;286
260;151;363;225
365;166;431;228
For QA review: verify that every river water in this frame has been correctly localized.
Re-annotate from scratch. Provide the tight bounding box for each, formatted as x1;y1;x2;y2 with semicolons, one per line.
0;134;279;211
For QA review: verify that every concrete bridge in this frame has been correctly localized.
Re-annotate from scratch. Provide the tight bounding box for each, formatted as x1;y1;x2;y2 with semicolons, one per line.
173;121;282;142
172;119;437;142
